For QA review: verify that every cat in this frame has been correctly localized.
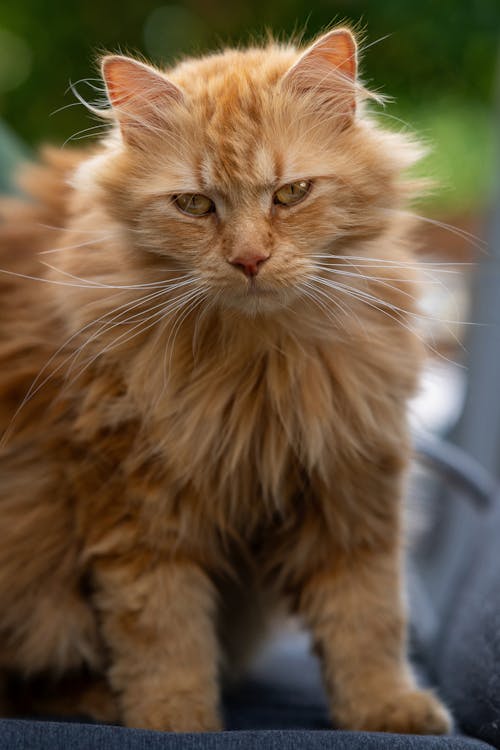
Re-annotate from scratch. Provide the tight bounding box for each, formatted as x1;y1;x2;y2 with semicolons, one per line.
0;27;452;733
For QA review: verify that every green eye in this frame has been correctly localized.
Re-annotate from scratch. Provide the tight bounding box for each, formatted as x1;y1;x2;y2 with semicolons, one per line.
174;193;215;216
273;180;311;206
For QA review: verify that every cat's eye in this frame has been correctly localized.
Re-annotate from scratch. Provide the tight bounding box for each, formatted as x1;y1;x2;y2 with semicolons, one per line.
273;180;311;207
173;193;215;216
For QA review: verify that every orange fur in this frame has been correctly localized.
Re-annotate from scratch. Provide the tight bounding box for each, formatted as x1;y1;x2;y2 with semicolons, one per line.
0;30;451;733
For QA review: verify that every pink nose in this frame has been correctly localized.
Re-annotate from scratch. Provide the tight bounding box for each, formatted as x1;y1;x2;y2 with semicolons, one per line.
229;253;269;278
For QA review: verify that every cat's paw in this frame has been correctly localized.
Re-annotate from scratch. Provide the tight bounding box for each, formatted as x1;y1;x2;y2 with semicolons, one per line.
344;689;452;735
123;696;222;732
162;705;223;733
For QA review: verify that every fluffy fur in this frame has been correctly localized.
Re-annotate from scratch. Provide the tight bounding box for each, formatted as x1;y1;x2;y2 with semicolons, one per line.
0;29;451;733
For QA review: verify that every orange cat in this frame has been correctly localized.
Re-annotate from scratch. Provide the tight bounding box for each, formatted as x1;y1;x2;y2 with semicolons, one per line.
0;28;451;733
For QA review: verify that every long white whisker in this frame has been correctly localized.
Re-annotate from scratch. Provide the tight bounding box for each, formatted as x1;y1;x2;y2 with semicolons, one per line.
300;278;364;332
0;279;198;448
312;258;473;334
65;291;177;379
37;234;116;256
67;287;205;390
380;208;488;251
309;253;473;270
307;274;463;368
312;264;420;301
308;273;472;360
313;264;422;282
163;289;208;385
40;261;194;290
65;279;200;378
36;223;119;235
0;290;147;449
308;273;476;327
0;267;118;290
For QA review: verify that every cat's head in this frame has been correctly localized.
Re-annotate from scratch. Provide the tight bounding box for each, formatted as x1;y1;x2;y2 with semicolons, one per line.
77;29;422;317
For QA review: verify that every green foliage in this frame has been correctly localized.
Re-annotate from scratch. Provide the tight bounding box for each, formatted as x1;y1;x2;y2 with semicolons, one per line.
0;0;498;212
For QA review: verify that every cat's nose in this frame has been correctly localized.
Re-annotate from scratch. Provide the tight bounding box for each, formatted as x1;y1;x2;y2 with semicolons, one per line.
228;252;270;278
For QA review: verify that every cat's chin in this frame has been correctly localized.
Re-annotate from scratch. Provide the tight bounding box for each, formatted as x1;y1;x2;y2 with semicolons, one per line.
217;284;293;316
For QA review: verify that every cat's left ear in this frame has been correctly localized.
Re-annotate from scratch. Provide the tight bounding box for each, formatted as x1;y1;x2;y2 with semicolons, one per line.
101;55;183;145
283;29;358;123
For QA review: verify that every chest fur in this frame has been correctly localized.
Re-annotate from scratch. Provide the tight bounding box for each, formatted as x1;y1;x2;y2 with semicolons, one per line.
76;313;416;535
139;335;388;508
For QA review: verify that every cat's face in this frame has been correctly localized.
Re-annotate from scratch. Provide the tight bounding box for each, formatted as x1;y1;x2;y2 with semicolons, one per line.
86;31;418;316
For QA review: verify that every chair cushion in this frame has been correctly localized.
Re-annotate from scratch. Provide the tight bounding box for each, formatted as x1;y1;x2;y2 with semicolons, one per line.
435;499;500;748
0;720;494;750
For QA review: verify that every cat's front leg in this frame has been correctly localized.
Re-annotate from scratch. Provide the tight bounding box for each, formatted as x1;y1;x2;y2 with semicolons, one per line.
294;480;452;734
92;553;221;732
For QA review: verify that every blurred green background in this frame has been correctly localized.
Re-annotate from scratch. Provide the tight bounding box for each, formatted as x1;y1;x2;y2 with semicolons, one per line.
0;0;498;215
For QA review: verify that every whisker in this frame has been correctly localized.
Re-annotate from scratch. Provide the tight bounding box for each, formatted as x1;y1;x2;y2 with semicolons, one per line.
64;278;200;379
37;223;121;236
308;273;476;327
312;263;421;302
40;262;194;290
191;290;219;362
309;271;473;359
313;263;422;282
0;289;132;449
64;291;177;380
163;288;208;390
311;256;474;342
67;286;206;391
380;208;488;252
0;278;197;448
0;267;117;290
38;234;116;256
307;274;464;368
300;278;363;332
309;253;473;271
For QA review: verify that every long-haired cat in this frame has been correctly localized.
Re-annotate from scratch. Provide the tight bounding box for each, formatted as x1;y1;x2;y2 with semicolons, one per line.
0;28;451;733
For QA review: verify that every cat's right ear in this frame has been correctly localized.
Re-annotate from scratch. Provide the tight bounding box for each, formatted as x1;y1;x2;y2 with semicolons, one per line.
282;29;358;126
101;55;183;145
